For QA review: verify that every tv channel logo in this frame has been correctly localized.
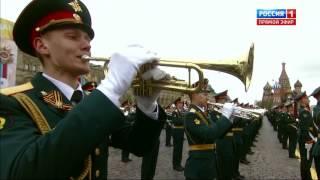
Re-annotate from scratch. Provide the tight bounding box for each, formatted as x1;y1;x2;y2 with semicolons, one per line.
256;9;296;25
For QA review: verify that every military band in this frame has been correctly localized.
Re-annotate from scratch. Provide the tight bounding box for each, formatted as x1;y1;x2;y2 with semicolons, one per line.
0;0;167;179
0;0;319;179
264;86;320;180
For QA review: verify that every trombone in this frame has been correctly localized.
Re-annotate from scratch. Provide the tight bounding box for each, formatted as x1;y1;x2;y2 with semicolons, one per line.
207;102;265;119
82;43;254;96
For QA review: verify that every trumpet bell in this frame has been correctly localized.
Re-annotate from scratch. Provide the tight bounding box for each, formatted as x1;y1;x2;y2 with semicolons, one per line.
160;43;254;91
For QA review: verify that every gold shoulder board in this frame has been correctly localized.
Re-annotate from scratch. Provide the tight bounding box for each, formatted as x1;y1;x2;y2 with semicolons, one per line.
190;108;196;113
0;82;33;96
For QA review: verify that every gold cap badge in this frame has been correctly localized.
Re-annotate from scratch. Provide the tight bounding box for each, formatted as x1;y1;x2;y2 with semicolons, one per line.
68;0;82;12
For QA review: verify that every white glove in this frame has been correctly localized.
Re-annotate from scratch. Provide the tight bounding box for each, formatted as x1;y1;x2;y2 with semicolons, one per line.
97;45;159;107
221;103;235;121
136;67;168;119
305;143;313;160
141;68;169;81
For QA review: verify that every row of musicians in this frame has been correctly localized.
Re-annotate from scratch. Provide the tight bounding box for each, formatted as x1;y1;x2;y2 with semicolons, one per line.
163;89;263;180
267;86;320;180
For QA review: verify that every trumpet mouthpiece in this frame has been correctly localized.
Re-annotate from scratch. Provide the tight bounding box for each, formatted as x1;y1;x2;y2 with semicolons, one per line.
81;55;91;61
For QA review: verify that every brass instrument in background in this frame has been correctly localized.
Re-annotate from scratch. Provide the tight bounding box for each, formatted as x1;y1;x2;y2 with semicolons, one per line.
82;43;254;96
208;102;266;119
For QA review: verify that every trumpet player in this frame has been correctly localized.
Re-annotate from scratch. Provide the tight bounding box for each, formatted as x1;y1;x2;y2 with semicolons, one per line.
310;86;320;179
278;103;289;149
165;105;173;147
0;0;168;179
171;97;185;171
213;90;238;180
284;101;299;159
184;80;235;180
295;92;315;180
230;98;246;180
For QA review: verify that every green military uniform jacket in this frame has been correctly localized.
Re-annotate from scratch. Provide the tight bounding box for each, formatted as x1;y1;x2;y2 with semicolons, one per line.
285;112;298;134
165;111;173;129
298;106;315;143
278;112;286;131
184;104;232;179
171;109;184;136
232;117;245;146
0;73;166;179
312;102;320;156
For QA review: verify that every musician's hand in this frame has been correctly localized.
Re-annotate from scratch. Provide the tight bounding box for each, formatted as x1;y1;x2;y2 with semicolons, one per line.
97;45;159;107
136;67;168;119
221;103;235;122
141;67;170;80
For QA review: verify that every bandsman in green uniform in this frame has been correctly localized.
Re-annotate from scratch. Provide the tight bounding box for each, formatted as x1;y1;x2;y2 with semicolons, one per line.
230;98;245;180
272;105;279;131
270;105;279;131
121;102;136;163
184;80;235;180
241;103;255;157
279;104;289;149
165;105;173;147
277;103;285;145
310;86;320;178
284;101;299;159
214;90;236;180
0;0;168;179
295;92;315;180
171;97;185;171
238;103;251;165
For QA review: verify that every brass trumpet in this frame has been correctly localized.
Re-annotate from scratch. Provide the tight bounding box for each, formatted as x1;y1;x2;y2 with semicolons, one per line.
82;43;254;96
208;102;265;119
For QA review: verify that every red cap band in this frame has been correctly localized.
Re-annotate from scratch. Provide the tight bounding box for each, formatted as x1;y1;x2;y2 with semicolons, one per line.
30;10;82;48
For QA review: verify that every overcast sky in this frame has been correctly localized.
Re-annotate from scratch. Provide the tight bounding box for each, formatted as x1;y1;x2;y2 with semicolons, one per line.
1;0;320;105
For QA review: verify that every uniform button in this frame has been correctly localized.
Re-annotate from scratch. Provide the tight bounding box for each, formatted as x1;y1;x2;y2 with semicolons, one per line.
95;170;100;177
95;148;100;156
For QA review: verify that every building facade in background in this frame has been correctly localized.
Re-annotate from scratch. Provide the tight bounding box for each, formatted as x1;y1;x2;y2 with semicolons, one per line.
261;63;303;109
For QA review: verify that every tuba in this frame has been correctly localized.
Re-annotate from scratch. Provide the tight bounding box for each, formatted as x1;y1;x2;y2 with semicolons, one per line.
82;43;254;96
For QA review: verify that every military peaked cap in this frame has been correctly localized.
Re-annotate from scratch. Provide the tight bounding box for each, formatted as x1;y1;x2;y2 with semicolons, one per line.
191;78;211;93
13;0;94;57
214;90;228;99
232;98;239;104
310;86;320;97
